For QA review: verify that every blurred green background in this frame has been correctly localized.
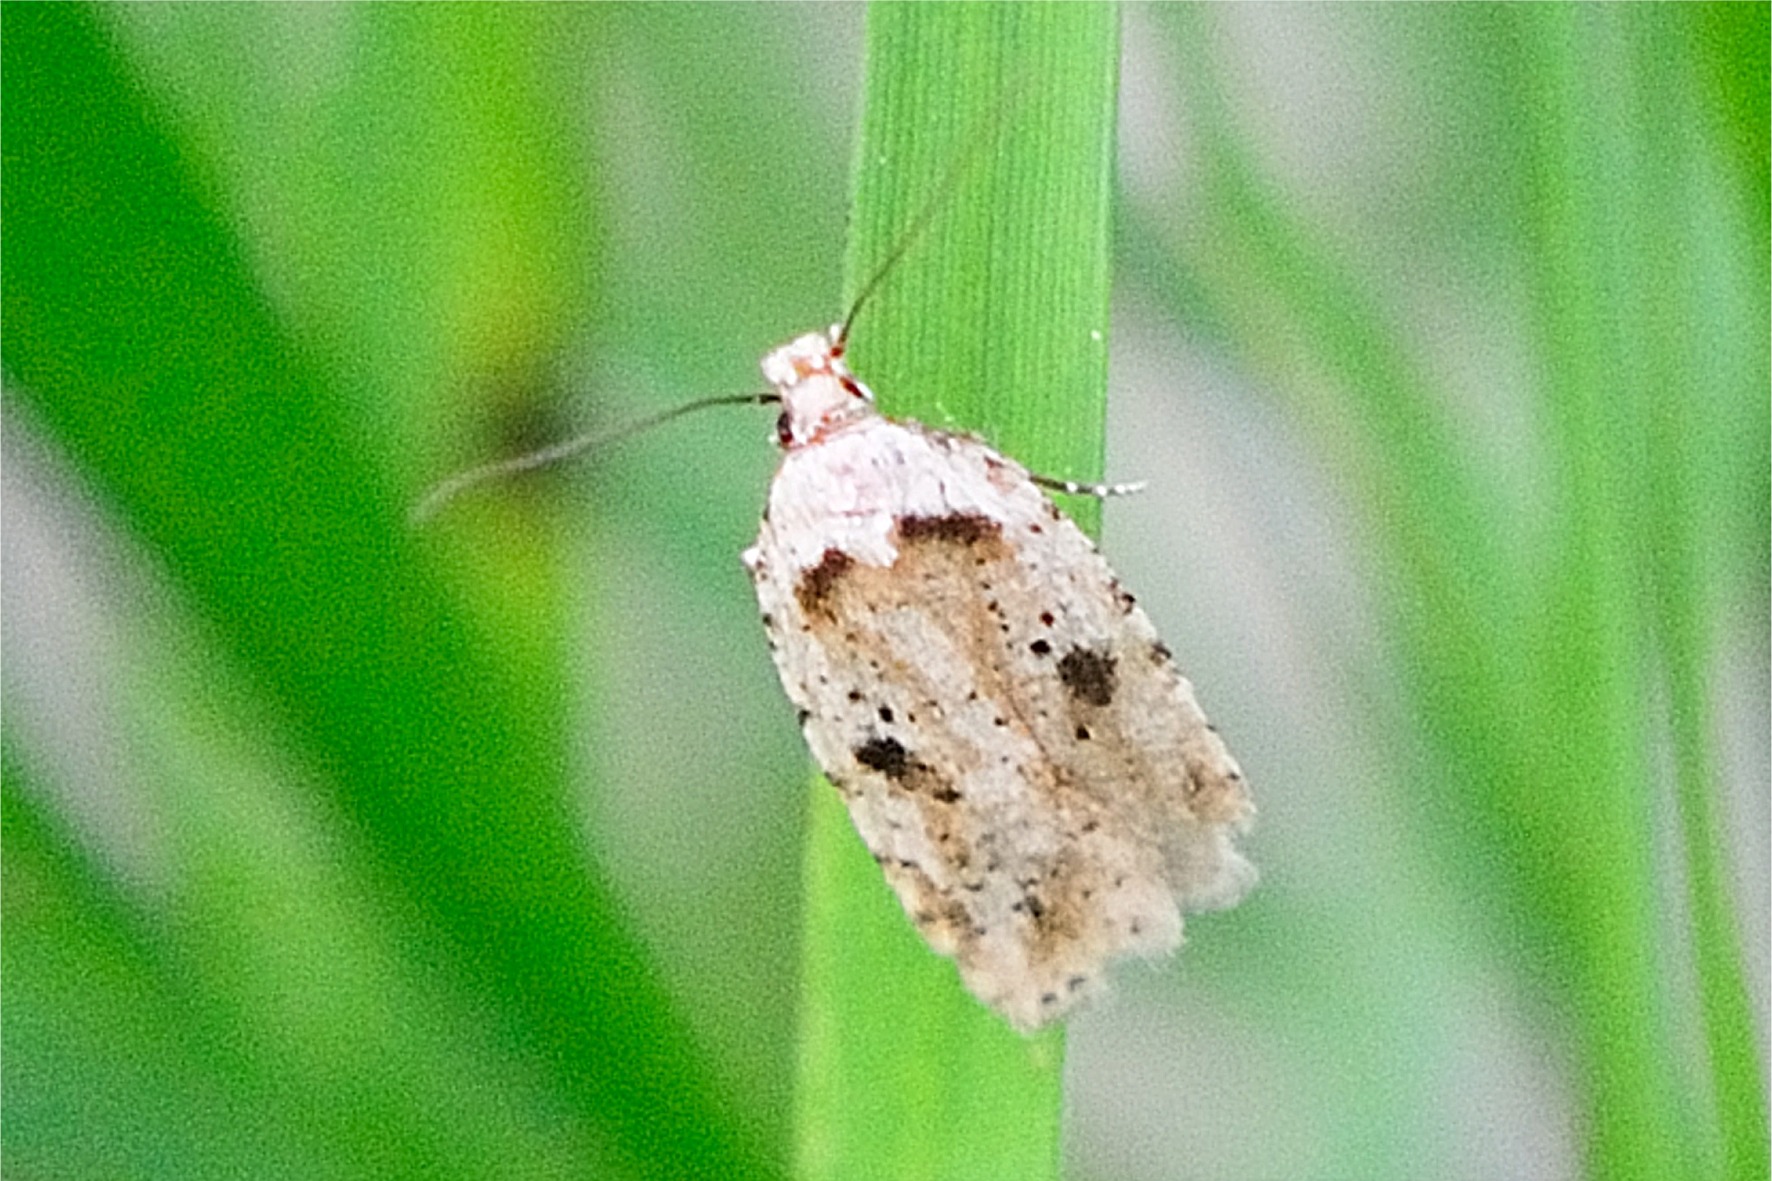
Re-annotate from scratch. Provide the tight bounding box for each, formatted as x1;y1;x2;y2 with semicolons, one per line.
3;5;1764;1180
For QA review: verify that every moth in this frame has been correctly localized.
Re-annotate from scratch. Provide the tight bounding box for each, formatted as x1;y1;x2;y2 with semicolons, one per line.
412;195;1256;1036
743;323;1255;1031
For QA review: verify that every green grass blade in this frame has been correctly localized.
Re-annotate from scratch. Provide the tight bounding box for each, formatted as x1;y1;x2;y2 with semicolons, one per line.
1517;10;1762;1175
1;7;775;1177
1609;11;1768;1178
1124;6;1764;1179
795;5;1118;1179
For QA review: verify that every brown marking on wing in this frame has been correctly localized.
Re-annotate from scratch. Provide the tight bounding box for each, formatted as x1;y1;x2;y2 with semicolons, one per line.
881;857;973;955
795;547;854;616
1057;645;1118;707
895;511;1003;547
853;735;911;779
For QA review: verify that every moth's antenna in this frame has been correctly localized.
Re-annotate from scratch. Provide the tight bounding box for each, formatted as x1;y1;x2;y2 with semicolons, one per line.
836;158;972;350
410;391;778;526
836;83;1028;350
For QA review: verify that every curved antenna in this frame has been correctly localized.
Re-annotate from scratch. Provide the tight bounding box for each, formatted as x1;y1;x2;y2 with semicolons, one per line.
836;84;1027;350
410;391;778;526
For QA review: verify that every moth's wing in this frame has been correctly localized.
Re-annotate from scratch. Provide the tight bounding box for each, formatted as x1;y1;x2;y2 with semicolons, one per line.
746;422;1253;1031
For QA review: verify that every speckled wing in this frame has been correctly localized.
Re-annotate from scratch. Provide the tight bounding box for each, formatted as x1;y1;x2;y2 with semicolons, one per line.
744;417;1254;1031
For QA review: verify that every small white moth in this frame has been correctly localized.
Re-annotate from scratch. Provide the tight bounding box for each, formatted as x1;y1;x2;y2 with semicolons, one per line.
744;323;1255;1031
413;220;1255;1034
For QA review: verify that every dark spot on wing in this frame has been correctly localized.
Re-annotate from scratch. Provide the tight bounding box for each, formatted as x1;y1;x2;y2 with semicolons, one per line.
852;735;967;808
1029;639;1052;657
1058;645;1118;707
795;548;854;614
896;511;1002;547
1040;611;1055;627
854;736;911;779
878;705;895;723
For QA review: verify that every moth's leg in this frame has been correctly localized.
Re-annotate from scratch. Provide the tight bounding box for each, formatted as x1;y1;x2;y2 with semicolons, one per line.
1030;473;1147;500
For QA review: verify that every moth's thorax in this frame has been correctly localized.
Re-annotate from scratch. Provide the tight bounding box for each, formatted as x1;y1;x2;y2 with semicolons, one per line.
762;327;878;449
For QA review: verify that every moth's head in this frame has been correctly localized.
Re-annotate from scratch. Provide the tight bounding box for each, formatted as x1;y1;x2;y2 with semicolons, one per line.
762;325;876;449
